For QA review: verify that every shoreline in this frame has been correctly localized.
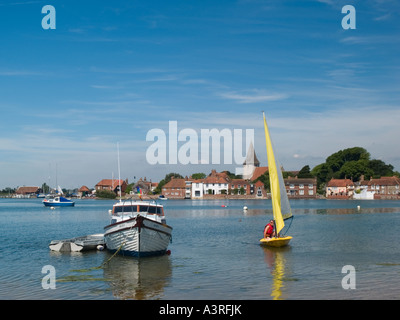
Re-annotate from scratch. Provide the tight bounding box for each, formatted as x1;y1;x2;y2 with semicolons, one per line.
3;194;400;201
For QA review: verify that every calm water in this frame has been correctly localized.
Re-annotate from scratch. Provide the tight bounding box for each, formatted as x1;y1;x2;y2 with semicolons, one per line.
1;198;400;300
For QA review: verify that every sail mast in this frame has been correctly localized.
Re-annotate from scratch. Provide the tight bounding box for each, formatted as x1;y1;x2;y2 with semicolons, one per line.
117;142;122;203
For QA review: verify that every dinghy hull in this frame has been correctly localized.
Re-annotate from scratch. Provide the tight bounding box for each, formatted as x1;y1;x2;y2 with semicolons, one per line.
260;236;292;247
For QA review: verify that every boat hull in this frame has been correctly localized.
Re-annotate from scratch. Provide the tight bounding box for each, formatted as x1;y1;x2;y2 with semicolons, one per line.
104;215;172;257
43;201;75;207
43;197;75;207
260;236;292;247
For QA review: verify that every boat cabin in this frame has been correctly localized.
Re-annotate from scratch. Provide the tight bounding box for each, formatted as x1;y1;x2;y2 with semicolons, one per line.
112;201;164;215
110;200;166;224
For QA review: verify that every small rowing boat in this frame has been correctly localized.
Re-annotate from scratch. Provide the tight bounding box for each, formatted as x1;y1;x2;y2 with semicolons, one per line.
49;234;105;252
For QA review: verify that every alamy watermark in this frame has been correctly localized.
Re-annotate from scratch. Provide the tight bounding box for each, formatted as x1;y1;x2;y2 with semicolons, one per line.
146;121;255;175
342;5;356;30
341;265;356;290
40;4;355;32
41;265;56;290
41;5;56;30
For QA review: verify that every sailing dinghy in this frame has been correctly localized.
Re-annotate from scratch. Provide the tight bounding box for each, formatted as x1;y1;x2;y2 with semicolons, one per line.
260;112;293;247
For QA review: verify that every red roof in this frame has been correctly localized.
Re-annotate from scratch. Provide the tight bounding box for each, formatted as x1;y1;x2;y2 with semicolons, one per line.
231;179;248;185
203;170;229;184
368;176;400;186
96;179;126;189
251;167;268;181
163;178;186;188
327;179;354;187
254;180;264;187
16;186;39;194
204;176;229;184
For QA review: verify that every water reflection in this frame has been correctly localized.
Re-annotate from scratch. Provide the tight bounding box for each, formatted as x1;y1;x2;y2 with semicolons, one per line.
103;254;172;300
262;246;292;300
246;207;400;216
303;207;399;215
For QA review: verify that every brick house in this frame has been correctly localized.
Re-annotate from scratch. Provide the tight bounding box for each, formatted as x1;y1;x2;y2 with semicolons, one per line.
285;177;317;199
95;179;128;195
326;178;354;199
361;176;400;199
230;179;251;195
254;180;267;198
78;185;91;197
15;186;40;197
161;177;187;199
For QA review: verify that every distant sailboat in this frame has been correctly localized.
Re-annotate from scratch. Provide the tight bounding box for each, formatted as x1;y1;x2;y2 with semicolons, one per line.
260;112;293;247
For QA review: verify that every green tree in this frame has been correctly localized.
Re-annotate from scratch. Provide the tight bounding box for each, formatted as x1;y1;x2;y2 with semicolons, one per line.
252;171;270;192
368;159;394;178
325;147;368;172
297;165;313;178
311;163;332;193
191;173;206;179
311;146;396;189
125;183;135;194
337;160;372;180
224;171;242;179
96;189;116;199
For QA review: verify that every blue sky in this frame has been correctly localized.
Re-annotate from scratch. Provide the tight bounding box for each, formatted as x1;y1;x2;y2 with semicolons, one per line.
0;0;399;189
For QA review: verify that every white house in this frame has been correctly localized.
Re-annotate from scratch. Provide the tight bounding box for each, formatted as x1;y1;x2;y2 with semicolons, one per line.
191;181;204;198
202;170;229;195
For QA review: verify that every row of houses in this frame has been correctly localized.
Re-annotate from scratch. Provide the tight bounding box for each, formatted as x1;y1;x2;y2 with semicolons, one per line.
326;176;400;200
161;144;318;199
161;169;318;199
13;174;400;200
92;177;158;197
13;177;157;198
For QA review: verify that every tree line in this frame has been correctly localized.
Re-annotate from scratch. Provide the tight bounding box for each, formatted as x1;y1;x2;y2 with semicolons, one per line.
240;147;399;195
151;147;399;196
310;147;398;191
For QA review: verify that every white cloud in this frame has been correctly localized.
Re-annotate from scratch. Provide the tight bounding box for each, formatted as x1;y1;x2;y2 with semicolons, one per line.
218;89;288;103
0;70;47;76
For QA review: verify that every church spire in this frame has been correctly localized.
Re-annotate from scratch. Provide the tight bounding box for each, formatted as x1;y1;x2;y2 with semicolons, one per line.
243;141;260;166
242;141;260;180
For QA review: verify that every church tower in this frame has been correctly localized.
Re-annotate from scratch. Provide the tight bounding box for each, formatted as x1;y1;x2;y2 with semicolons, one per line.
242;142;260;180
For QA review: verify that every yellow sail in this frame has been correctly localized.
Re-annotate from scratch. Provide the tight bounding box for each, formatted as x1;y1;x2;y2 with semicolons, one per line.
263;112;285;235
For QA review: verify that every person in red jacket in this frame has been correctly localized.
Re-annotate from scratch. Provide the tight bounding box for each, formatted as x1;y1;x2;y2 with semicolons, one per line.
263;220;275;239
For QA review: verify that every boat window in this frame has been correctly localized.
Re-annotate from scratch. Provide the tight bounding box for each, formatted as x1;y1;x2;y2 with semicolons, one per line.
138;205;162;214
114;205;137;213
148;206;157;214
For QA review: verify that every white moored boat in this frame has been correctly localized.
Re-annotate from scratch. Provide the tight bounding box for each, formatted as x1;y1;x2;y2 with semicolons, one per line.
104;200;172;257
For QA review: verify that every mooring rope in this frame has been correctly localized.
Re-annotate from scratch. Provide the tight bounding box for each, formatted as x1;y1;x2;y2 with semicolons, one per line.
70;220;135;273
